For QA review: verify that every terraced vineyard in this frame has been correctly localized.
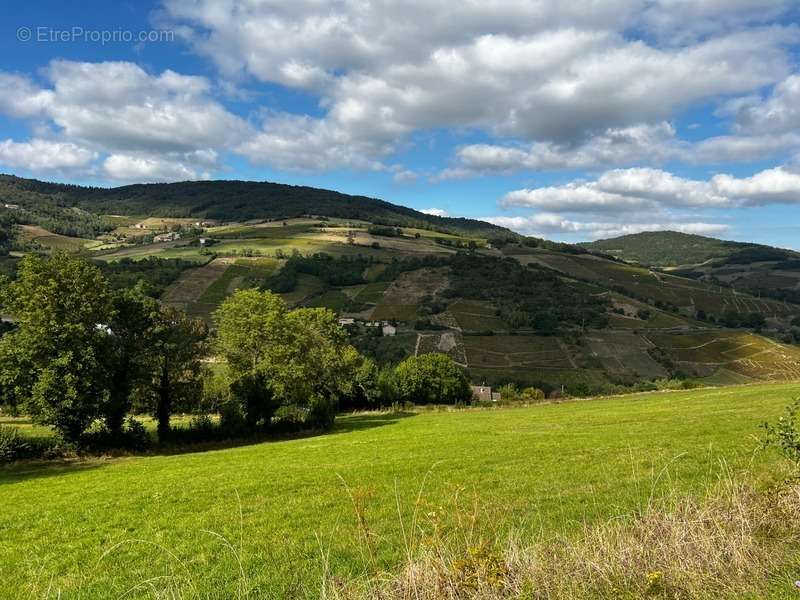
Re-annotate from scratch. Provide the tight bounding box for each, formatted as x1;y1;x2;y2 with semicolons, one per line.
646;331;800;381
585;331;668;379
463;335;574;369
533;252;795;318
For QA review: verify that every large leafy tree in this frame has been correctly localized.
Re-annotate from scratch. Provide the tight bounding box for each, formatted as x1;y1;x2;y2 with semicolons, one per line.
0;253;114;442
104;287;160;437
392;353;472;405
145;306;207;439
214;289;367;428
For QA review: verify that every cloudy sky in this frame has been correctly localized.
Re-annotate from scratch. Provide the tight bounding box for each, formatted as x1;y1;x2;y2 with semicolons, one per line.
2;1;799;247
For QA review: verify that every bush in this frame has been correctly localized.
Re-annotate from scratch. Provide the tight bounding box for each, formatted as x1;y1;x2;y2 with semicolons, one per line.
81;418;151;452
219;401;249;436
0;426;30;463
271;404;306;434
123;418;150;451
306;396;337;430
520;387;545;402
188;414;215;435
761;399;800;467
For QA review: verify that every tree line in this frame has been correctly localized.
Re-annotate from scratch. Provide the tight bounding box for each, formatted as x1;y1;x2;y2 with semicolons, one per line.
0;253;472;452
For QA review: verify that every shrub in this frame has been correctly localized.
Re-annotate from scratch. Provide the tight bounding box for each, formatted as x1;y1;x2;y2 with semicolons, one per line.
81;417;151;452
306;396;337;430
188;414;215;434
271;404;306;434
0;426;30;463
520;387;545;402
219;401;249;436
761;398;800;467
123;418;150;451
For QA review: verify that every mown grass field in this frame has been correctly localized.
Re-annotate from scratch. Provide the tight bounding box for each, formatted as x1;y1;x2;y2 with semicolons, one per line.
1;382;797;598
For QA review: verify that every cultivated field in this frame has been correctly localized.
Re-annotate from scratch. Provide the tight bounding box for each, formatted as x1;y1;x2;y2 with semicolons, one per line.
585;331;668;379
0;383;796;597
17;225;99;251
647;331;800;381
463;334;574;369
533;252;795;317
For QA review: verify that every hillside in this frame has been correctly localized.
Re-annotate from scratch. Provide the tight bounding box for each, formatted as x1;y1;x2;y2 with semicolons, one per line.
0;175;798;395
578;231;768;266
0;174;511;238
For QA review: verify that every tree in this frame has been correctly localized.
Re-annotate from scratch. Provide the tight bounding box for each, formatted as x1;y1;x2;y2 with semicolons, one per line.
103;287;160;437
520;387;545;402
743;312;766;330
392;353;471;405
146;307;207;439
0;253;114;442
215;290;368;428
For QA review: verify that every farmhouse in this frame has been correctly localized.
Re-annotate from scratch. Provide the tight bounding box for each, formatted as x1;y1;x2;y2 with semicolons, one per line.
338;318;355;326
382;323;397;336
471;385;499;402
153;232;181;243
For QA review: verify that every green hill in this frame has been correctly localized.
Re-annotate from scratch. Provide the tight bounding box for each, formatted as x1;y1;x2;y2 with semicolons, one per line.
0;174;511;238
578;230;765;266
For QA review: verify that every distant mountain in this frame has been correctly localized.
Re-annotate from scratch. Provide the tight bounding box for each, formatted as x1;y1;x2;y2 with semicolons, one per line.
579;231;797;267
0;175;512;238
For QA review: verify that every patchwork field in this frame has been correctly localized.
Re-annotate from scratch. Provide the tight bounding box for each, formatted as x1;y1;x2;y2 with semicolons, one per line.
646;331;800;381
416;330;468;364
1;383;796;598
17;225;98;251
370;267;449;321
533;252;795;318
463;334;574;369
585;331;668;379
161;257;232;307
447;299;506;331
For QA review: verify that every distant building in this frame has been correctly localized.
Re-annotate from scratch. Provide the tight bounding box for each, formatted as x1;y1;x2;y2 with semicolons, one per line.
382;323;397;337
338;318;355;326
3;203;19;210
153;231;181;243
133;223;146;229
471;385;496;402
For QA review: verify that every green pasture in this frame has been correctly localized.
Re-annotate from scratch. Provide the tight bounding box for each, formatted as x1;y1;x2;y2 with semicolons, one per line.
1;382;797;598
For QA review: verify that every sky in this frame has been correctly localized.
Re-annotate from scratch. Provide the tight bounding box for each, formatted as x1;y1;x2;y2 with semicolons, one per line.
1;1;799;247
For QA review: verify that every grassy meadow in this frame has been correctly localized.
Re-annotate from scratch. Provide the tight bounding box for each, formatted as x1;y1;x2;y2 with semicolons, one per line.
1;382;798;598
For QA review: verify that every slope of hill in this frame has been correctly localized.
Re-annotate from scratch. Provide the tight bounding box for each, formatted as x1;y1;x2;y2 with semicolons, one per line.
0;174;511;238
579;231;800;305
0;174;798;395
578;231;766;266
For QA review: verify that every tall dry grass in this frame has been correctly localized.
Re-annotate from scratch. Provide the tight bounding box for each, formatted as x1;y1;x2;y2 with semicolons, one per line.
327;475;800;599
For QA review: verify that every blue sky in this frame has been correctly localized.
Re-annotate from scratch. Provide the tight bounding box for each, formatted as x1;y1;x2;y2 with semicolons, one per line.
1;1;799;247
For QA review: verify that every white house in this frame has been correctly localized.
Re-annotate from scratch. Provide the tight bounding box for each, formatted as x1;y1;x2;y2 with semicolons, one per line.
382;323;397;336
338;318;355;326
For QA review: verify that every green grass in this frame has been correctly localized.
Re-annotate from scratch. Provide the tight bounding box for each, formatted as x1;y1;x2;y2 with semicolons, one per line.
280;273;325;305
354;281;390;303
0;382;796;597
303;289;349;311
198;259;278;305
